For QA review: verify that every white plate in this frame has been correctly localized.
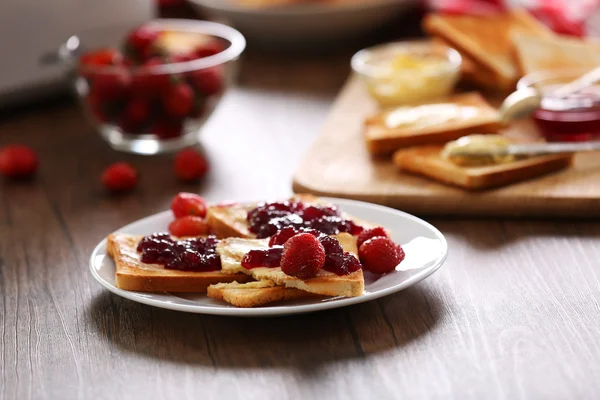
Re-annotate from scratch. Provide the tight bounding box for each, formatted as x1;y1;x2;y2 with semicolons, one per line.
89;197;447;317
189;0;415;45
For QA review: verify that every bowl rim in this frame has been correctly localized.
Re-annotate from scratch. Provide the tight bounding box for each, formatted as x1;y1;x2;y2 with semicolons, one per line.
76;19;246;75
517;67;598;90
350;40;462;79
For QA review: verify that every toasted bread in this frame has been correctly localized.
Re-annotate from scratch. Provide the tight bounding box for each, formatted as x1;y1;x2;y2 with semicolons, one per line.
107;233;252;292
216;233;364;297
393;145;573;190
513;33;600;76
424;9;552;88
207;280;317;308
207;194;373;239
364;92;501;155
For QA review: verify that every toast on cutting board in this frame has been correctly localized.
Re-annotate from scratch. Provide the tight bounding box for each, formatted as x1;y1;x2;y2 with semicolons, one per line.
393;145;573;190
423;9;553;89
364;92;501;156
106;233;252;292
513;33;600;77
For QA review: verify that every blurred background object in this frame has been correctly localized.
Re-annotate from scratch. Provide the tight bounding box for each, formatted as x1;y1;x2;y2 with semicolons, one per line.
0;0;154;107
187;0;417;45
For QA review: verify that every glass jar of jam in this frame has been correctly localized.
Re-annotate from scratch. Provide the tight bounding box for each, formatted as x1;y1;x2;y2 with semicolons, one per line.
518;69;600;142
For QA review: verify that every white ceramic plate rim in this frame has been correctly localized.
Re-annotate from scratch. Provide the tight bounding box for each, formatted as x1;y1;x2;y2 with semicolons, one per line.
89;197;448;317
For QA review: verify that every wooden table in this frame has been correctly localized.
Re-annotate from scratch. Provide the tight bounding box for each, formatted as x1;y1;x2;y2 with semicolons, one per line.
2;45;600;400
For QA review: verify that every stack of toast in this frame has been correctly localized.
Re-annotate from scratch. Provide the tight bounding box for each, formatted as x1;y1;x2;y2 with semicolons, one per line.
107;195;370;307
361;9;591;190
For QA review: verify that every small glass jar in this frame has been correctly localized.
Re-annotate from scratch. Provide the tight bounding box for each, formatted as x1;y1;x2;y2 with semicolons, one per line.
518;68;600;142
351;40;462;107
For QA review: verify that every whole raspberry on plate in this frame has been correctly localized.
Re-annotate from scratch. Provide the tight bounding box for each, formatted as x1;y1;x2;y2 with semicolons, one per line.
280;233;326;279
171;192;207;219
0;145;38;179
359;236;405;274
168;215;209;237
174;148;209;182
357;226;389;248
101;162;138;192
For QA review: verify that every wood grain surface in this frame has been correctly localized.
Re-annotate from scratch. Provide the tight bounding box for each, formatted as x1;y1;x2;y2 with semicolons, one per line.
293;76;600;217
2;32;600;400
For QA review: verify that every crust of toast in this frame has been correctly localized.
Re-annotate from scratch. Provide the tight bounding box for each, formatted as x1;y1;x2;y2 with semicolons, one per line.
364;93;501;155
513;33;600;77
393;145;573;190
107;233;252;292
207;280;316;307
423;9;552;87
217;233;364;297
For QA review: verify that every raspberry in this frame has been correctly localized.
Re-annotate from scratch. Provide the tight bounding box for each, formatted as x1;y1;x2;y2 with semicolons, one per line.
168;215;209;237
101;162;137;192
359;237;405;274
171;192;207;219
357;227;389;249
174;149;208;182
280;233;325;279
163;82;194;118
0;145;38;178
191;67;223;96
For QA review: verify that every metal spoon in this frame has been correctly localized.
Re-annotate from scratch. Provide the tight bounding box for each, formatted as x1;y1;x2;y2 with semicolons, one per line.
499;66;600;123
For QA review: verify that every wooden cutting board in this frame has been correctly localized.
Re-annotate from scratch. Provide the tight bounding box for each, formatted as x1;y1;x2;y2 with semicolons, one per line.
293;76;600;217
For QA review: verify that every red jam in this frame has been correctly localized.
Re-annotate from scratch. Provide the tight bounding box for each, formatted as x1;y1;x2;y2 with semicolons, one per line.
136;232;221;271
247;201;364;238
241;227;361;276
533;90;600;142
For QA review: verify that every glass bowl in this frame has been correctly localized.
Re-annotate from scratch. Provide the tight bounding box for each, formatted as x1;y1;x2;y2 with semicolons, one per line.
62;19;246;154
351;40;462;107
517;68;600;142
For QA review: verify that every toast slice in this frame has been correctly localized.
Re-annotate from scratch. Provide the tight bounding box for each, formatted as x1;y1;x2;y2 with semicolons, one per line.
107;233;252;292
207;194;373;239
423;9;552;88
364;92;501;155
513;33;600;77
216;232;364;297
207;280;317;308
393;145;573;190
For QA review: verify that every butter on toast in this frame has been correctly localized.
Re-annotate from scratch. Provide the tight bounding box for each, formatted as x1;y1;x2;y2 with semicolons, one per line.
424;9;552;88
216;233;364;297
207;280;317;308
393;145;573;190
513;33;600;76
107;233;252;292
364;92;501;156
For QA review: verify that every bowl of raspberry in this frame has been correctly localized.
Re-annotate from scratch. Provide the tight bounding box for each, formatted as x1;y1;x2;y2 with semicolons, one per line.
62;19;246;154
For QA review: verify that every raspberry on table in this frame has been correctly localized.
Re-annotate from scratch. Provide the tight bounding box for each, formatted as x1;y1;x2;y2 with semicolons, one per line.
0;145;38;179
101;162;138;192
174;148;209;182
